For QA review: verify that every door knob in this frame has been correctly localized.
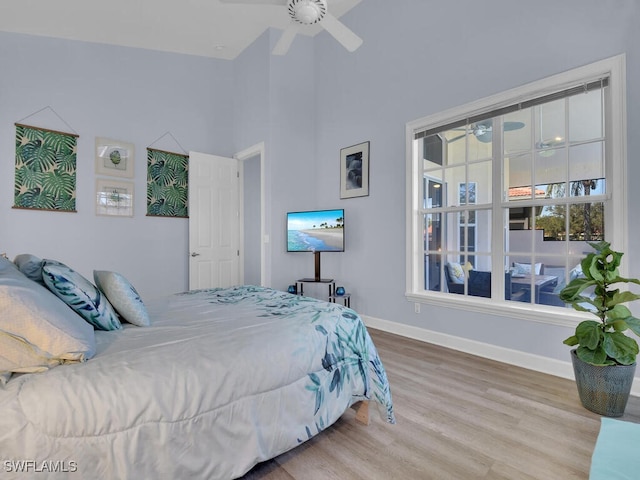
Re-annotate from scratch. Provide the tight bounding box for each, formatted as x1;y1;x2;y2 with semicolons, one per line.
191;252;200;257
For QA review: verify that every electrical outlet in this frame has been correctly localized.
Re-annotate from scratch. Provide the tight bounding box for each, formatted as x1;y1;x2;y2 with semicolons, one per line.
414;303;420;313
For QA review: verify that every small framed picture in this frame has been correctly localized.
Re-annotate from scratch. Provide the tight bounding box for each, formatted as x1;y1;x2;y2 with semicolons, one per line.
340;141;370;199
96;179;134;217
95;137;135;178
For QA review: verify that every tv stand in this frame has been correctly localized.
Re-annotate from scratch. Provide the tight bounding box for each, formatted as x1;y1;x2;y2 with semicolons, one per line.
295;252;349;301
296;278;335;298
298;278;334;283
313;251;322;281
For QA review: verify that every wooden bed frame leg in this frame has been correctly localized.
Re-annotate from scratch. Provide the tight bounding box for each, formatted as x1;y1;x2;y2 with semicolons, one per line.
352;400;370;425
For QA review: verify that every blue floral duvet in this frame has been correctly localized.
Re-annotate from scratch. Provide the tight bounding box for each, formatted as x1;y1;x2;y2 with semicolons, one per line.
0;286;394;479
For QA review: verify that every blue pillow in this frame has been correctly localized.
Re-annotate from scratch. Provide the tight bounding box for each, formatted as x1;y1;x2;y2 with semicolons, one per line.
13;253;46;285
42;260;122;331
94;271;150;327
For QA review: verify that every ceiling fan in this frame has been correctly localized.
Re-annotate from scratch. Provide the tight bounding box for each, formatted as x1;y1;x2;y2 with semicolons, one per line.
220;0;363;55
448;121;525;143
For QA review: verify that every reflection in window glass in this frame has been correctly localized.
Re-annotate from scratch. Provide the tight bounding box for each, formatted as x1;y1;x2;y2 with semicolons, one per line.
569;89;604;142
569;142;604;185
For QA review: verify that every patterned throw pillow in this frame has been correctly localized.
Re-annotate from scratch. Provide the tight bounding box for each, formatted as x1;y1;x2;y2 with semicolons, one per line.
513;262;543;275
94;271;150;327
42;260;122;331
447;262;465;284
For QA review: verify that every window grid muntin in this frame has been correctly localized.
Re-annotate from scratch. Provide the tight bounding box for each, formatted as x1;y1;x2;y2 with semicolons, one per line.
416;81;609;302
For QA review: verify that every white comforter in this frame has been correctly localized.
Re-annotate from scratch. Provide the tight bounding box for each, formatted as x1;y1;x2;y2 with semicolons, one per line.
0;286;394;479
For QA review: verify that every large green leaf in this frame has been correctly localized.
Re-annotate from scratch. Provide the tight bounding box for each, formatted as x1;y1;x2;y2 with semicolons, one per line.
15;168;45;191
575;320;603;350
563;335;579;346
43;131;76;154
606;304;633;321
41;171;75;199
559;277;594;302
56;150;77;174
55;196;76;212
609;291;640;308
623;316;640;337
603;332;638;365
576;344;608;365
148;160;177;187
21;140;57;172
174;166;189;187
15;189;57;210
162;184;188;208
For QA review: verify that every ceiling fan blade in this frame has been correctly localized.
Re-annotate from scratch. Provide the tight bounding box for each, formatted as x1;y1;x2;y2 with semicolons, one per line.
450;120;525;143
504;121;525;131
320;12;363;52
272;25;298;55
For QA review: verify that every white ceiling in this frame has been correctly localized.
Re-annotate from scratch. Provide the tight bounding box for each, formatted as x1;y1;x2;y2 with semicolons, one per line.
0;0;361;60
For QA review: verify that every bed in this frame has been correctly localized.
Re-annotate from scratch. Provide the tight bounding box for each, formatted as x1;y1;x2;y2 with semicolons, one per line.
0;255;395;479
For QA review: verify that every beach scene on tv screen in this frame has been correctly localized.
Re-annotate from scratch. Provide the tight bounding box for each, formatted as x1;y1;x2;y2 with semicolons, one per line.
288;210;344;251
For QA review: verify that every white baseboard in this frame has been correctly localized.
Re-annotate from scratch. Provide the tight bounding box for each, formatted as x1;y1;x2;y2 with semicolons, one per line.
361;314;640;398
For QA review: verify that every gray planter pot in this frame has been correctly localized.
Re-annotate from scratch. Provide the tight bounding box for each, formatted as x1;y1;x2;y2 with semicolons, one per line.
571;349;636;417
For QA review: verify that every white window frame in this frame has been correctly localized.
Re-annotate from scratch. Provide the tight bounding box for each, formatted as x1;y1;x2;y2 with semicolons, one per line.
405;54;627;327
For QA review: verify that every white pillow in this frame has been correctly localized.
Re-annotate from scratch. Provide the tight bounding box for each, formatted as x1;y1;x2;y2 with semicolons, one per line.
0;331;61;375
447;262;465;284
0;257;96;375
513;262;543;275
94;271;151;327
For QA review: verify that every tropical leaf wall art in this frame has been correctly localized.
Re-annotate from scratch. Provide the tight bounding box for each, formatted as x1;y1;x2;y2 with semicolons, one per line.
146;148;189;217
14;124;78;212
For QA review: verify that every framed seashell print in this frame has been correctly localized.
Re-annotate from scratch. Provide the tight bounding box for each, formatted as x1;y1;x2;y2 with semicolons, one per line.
95;137;135;178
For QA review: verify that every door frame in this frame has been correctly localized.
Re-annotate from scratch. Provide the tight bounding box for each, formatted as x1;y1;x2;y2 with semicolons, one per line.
235;141;269;287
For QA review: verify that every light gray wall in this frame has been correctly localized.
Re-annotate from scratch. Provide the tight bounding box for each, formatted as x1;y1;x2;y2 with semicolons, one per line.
0;32;234;299
243;154;261;285
232;30;321;290
306;0;640;363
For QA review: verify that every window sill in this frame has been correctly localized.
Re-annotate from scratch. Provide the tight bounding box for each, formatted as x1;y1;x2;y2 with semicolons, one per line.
405;291;584;328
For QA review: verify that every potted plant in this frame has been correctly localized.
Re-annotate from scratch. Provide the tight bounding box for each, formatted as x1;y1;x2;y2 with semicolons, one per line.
560;241;640;416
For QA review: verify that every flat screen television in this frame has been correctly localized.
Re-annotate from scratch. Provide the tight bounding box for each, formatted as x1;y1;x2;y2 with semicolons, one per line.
287;209;344;281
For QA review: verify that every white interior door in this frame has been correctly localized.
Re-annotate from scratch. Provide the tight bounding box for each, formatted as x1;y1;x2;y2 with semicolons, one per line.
188;151;239;290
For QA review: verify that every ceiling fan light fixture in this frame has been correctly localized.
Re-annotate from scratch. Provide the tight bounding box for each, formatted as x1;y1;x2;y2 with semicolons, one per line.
287;0;327;25
536;136;564;149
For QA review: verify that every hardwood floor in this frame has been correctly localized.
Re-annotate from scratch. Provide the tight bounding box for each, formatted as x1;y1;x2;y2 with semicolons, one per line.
242;328;640;479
